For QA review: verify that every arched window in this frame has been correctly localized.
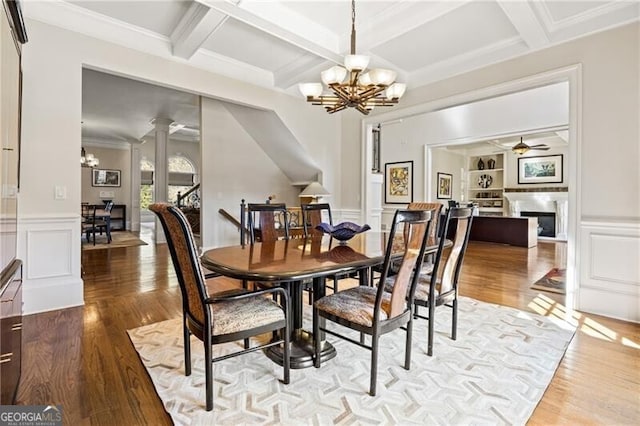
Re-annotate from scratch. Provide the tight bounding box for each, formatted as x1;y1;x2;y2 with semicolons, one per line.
140;159;154;210
168;155;197;205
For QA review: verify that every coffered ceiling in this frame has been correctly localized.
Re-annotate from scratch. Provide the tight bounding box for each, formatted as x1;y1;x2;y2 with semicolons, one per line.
25;0;639;93
23;1;638;145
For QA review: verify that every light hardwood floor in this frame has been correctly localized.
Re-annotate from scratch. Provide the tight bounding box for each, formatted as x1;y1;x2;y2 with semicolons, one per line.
15;239;640;425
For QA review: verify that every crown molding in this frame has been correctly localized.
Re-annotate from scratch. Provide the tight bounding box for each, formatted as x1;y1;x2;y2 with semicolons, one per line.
82;138;132;150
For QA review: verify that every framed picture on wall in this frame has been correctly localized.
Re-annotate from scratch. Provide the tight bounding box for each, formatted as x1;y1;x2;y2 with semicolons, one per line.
384;161;413;204
92;169;121;187
437;172;453;199
518;155;563;184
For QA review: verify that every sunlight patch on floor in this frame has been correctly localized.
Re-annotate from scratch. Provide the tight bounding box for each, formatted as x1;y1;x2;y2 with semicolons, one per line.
528;293;639;349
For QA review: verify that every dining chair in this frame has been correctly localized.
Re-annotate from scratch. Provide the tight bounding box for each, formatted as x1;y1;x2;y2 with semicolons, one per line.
247;203;290;243
312;209;433;396
410;205;474;356
81;204;98;245
300;203;346;296
94;201;114;243
149;202;291;411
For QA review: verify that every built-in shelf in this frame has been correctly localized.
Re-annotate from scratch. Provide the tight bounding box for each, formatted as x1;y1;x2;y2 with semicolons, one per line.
467;153;505;215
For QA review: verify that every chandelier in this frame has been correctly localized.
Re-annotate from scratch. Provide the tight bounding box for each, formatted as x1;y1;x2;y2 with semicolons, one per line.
80;147;99;168
298;0;406;115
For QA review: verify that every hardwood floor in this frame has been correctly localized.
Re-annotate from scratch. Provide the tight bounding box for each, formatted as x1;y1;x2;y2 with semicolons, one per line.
15;240;639;425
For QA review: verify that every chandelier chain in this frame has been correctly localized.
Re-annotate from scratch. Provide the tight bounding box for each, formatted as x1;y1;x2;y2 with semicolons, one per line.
350;0;356;55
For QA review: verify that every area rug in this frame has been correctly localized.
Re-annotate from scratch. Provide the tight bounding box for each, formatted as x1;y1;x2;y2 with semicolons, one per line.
82;231;147;250
128;297;575;425
531;268;566;294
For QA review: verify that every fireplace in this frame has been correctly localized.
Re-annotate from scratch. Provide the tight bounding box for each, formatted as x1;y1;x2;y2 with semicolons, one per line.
521;211;556;237
503;188;568;241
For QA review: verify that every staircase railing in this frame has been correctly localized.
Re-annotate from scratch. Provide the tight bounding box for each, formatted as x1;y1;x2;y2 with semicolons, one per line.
176;183;201;207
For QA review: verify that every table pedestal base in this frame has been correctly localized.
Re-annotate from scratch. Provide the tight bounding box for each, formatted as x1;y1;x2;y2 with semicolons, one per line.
265;329;336;369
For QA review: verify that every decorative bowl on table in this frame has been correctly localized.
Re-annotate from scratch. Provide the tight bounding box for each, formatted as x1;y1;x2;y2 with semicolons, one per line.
315;222;371;243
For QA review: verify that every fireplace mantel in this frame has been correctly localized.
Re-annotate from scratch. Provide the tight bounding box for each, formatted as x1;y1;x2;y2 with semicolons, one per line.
503;188;569;240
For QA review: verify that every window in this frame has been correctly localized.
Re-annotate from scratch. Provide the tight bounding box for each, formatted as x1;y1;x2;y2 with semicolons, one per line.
140;159;154;210
168;155;197;205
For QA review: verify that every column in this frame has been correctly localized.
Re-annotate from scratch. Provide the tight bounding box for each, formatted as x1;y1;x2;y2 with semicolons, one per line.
153;118;173;244
129;140;143;232
556;199;568;241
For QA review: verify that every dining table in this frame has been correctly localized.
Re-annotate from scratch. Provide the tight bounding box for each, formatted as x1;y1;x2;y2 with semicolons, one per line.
200;232;446;369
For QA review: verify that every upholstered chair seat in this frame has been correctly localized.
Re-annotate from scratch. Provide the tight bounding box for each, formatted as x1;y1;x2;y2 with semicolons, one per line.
314;286;392;328
208;289;285;336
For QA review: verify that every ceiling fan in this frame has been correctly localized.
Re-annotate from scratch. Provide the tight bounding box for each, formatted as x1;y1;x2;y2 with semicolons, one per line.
511;137;550;155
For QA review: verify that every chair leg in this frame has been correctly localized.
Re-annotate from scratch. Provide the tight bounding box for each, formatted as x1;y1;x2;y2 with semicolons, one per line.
183;323;192;376
204;336;213;411
313;307;321;368
405;317;413;370
427;301;435;356
244;338;250;349
370;333;379;396
452;296;458;341
283;309;291;384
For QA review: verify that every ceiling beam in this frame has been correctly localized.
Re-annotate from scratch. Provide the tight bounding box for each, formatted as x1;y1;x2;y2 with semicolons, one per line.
170;1;229;59
274;56;331;90
201;0;343;64
497;0;549;49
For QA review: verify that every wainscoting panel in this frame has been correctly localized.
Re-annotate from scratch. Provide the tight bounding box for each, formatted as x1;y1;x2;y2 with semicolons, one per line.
334;209;362;224
18;214;84;314
579;220;640;323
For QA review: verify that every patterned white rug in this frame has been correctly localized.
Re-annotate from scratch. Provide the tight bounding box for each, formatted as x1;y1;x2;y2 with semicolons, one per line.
127;297;575;425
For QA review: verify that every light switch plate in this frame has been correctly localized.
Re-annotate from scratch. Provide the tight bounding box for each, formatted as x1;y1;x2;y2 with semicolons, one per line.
54;185;67;200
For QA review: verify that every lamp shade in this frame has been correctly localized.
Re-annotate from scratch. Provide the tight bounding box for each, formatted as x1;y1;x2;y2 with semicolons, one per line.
385;83;406;100
299;83;323;97
299;182;330;198
368;68;396;86
321;65;347;85
344;54;369;72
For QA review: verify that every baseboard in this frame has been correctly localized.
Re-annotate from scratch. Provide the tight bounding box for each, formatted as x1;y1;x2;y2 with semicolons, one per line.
23;277;84;315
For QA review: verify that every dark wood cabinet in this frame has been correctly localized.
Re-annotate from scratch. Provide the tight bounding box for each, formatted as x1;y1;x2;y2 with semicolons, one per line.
1;260;22;404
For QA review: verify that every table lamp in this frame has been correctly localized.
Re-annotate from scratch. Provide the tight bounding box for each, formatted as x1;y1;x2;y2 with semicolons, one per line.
299;182;330;203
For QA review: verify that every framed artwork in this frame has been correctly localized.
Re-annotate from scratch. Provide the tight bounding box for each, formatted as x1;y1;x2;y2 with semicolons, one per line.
437;172;453;199
384;161;413;204
518;155;563;184
92;169;121;187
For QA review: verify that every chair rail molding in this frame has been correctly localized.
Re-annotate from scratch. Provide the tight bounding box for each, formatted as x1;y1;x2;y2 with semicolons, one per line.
17;215;84;314
578;219;640;323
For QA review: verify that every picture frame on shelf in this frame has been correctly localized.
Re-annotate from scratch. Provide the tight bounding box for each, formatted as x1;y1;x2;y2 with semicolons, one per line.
384;161;413;204
437;172;453;199
518;155;563;184
92;169;121;187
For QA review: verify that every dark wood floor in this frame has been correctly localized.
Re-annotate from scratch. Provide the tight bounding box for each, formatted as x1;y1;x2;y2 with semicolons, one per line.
15;239;640;425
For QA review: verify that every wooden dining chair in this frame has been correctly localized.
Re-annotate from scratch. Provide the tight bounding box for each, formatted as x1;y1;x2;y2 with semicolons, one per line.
312;209;433;396
300;203;345;297
246;203;290;244
411;206;474;356
149;202;291;411
81;204;98;245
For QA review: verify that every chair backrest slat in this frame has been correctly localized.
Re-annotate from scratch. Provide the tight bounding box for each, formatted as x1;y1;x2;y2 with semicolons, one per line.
247;203;289;243
377;209;432;319
433;206;474;295
301;203;332;237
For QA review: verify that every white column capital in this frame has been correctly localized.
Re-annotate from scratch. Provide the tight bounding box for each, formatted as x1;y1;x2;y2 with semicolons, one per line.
152;117;174;131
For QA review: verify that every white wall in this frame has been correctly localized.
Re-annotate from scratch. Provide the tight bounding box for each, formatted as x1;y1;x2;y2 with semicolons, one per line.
504;146;569;189
345;23;640;322
200;98;299;249
430;150;465;202
18;20;340;314
81;146;131;225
